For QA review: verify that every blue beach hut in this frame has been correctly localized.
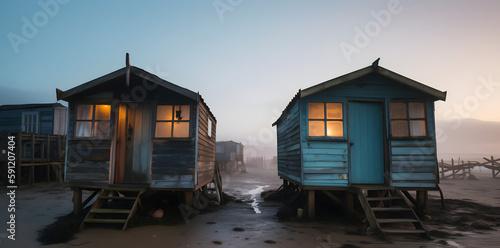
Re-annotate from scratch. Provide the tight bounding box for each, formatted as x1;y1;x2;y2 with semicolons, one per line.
272;60;446;236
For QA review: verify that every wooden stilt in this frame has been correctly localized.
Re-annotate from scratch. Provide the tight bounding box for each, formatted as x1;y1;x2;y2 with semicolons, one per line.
346;191;354;213
185;191;193;207
308;190;315;219
73;188;83;215
416;191;428;216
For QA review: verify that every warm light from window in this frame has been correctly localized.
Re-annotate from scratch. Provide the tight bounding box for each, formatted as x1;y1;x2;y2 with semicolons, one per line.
308;102;324;119
308;102;344;137
95;105;111;120
309;121;325;137
155;105;190;138
326;121;343;137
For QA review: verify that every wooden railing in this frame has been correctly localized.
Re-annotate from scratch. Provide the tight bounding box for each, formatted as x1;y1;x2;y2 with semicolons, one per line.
0;132;66;186
439;156;500;179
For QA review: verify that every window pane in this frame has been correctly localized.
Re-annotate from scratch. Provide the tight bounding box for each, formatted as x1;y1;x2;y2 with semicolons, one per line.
157;105;173;121
155;122;172;138
409;102;425;119
327;121;343;137
308;102;324;119
75;121;92;137
77;105;93;120
174;105;190;121
94;122;110;137
208;118;212;137
326;103;342;119
390;102;407;119
309;121;325;137
410;120;426;136
95;105;111;120
24;115;28;132
173;122;190;137
391;120;409;137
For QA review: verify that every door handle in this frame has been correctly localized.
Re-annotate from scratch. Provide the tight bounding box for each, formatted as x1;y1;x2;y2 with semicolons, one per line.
128;124;133;140
349;142;354;146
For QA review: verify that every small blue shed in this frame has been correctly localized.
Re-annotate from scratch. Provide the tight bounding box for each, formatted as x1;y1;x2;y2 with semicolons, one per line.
273;60;446;236
0;103;67;135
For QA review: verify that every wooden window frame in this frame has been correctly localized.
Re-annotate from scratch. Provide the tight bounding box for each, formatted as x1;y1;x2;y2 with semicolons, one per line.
390;101;428;138
22;111;39;134
75;104;111;138
307;102;344;138
155;105;191;138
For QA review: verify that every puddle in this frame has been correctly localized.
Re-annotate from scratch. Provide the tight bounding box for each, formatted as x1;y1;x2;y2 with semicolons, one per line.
246;185;269;214
446;240;463;247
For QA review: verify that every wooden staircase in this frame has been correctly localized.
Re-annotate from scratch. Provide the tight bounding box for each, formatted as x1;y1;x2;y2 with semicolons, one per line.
354;186;430;239
80;187;147;231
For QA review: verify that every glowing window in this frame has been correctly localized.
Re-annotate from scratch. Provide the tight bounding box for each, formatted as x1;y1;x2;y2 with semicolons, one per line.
390;102;427;137
308;102;343;137
155;105;190;138
75;104;111;137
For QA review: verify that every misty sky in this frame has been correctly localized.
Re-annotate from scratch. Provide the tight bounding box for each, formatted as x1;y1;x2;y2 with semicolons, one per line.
1;0;500;154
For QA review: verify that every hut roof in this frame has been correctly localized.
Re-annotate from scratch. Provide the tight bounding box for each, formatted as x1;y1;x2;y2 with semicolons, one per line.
0;103;65;111
272;63;447;126
57;66;198;101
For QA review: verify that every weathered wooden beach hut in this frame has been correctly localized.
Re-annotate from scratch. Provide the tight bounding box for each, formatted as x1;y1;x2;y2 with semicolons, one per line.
56;56;218;229
216;140;246;172
272;60;446;237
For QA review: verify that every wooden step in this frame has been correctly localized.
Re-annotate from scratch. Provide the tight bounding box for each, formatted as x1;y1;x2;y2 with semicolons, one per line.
98;196;137;200
381;229;427;234
90;209;131;214
366;196;403;201
377;218;419;223
84;219;127;224
372;207;411;212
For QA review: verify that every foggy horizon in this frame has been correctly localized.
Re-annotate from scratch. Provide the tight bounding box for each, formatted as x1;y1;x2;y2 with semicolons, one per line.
1;1;499;158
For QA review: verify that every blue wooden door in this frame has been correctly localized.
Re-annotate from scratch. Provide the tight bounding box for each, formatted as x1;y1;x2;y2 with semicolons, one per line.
349;101;385;184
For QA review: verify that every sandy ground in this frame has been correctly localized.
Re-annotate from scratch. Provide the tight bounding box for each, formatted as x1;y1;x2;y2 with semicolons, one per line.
0;166;499;248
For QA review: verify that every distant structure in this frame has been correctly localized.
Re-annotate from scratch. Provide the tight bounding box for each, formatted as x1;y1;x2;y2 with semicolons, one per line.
56;54;220;230
273;59;446;238
0;103;67;185
0;103;67;135
216;140;246;172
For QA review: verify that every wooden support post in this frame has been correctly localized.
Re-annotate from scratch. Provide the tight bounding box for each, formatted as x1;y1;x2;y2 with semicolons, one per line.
440;159;444;179
416;191;428;217
47;134;51;184
492;156;495;178
308;190;315;219
30;134;35;186
346;191;354;213
451;158;455;179
73;188;83;215
185;191;193;207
